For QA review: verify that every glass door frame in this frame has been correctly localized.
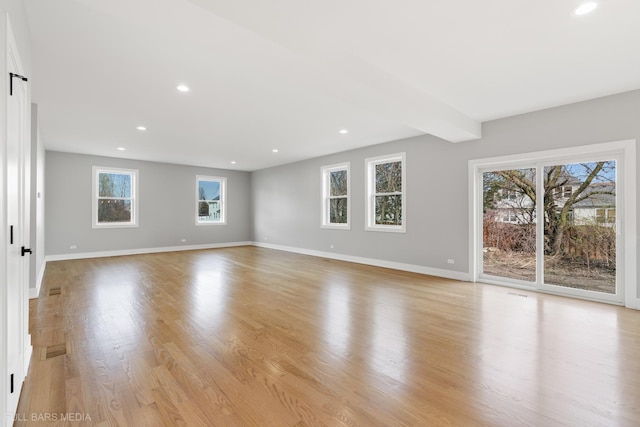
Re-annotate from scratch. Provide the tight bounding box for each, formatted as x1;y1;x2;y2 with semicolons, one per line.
469;140;637;307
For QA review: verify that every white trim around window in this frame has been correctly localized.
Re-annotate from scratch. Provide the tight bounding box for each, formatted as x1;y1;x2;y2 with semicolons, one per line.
365;152;406;233
92;166;139;228
196;175;227;225
321;162;351;229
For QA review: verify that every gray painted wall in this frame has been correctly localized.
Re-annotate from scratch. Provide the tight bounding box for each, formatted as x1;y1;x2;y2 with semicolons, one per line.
45;152;252;255
251;89;640;296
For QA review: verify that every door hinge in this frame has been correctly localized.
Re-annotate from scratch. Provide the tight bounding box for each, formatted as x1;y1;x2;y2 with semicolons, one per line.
10;225;13;244
9;72;28;96
10;373;14;393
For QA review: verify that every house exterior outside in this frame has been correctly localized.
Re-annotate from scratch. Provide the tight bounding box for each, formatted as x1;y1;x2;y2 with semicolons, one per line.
490;181;616;228
198;198;221;221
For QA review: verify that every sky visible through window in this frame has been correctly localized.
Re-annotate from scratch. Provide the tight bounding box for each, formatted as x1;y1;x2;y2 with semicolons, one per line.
199;180;220;200
559;161;616;182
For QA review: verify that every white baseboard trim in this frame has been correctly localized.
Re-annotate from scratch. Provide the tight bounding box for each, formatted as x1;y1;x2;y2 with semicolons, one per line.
252;241;471;282
44;241;253;262
29;260;47;299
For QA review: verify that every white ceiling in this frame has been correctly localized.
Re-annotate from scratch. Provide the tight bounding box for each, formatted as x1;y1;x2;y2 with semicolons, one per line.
24;0;640;171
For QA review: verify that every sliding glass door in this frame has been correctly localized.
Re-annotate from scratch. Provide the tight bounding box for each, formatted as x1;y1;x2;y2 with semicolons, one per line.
474;144;629;305
482;168;537;284
541;161;617;296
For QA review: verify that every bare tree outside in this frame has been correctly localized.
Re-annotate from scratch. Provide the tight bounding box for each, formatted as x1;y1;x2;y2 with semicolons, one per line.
375;161;402;225
483;161;616;293
483;168;537;281
543;161;616;292
98;172;132;223
329;170;348;224
198;186;209;216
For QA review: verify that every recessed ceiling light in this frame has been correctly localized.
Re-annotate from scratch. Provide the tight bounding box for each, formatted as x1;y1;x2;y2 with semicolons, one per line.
574;2;597;15
231;161;237;164
272;149;279;153
136;126;147;131
339;129;348;134
117;147;126;151
177;84;190;92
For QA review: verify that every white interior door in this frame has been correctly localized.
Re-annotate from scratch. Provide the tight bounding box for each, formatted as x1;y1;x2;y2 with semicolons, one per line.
4;16;29;421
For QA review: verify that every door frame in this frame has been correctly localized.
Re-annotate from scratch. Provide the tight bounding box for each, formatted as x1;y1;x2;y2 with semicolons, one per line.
468;140;637;308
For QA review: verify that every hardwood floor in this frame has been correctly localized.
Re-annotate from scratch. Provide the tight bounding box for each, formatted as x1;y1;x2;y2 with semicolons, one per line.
14;246;640;426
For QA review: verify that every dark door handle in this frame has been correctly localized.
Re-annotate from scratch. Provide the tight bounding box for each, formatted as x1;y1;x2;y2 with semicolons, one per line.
21;246;32;256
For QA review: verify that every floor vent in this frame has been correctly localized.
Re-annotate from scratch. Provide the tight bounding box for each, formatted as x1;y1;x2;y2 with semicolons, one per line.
508;292;528;297
49;287;61;296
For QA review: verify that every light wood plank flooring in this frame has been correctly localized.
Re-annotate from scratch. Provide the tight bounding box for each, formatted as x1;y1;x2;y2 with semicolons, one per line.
15;246;640;426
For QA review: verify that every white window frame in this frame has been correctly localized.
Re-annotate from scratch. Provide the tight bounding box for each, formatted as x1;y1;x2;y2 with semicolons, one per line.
196;175;227;225
321;162;351;229
365;152;406;233
92;166;139;228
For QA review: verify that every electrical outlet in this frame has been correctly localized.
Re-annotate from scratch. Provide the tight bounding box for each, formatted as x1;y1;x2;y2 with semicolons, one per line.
330;245;334;249
70;245;77;250
447;259;455;264
181;239;186;243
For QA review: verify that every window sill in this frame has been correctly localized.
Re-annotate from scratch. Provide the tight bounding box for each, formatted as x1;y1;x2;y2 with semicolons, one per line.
321;224;351;230
93;223;138;229
365;225;406;233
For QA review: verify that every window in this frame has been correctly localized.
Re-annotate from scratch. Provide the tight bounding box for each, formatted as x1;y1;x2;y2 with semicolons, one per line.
596;207;616;224
554;185;573;198
366;153;406;232
92;166;138;228
196;176;226;225
564;186;573;198
503;189;519;200
321;162;350;229
504;210;518;223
